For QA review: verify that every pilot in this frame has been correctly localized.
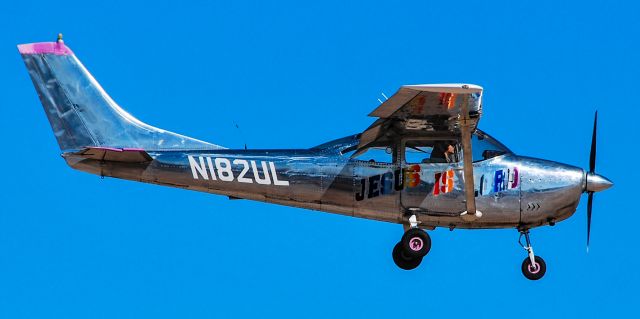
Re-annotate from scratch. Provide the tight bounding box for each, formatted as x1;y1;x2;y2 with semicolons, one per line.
444;142;456;163
427;141;456;163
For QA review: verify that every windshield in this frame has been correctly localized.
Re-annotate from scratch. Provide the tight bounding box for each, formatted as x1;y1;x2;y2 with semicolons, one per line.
471;130;512;162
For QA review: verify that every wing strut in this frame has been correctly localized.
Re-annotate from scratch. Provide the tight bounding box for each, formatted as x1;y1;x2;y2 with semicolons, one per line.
459;94;482;221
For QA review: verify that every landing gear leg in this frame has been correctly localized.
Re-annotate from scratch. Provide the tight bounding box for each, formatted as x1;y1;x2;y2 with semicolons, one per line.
518;229;546;280
391;215;431;270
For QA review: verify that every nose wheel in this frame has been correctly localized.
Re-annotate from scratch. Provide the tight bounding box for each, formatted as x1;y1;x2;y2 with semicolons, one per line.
518;229;546;280
392;219;431;270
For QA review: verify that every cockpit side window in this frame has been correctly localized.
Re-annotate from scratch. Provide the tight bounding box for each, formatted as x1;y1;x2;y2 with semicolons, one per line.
350;146;394;164
471;131;511;162
404;140;461;164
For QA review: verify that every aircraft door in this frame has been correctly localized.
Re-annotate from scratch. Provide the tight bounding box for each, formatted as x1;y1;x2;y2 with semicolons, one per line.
400;139;466;215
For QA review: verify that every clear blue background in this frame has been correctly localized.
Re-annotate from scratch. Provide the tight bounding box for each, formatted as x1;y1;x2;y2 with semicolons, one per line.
0;1;637;318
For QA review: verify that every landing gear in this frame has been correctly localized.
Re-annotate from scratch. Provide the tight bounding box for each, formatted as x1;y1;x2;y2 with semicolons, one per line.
401;228;431;258
522;256;546;280
392;242;423;270
518;229;546;280
392;216;431;270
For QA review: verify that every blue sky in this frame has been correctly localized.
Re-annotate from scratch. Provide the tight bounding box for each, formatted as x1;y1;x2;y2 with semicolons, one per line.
1;0;637;318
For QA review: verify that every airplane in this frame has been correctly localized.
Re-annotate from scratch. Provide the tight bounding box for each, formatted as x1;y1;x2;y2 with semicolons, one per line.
18;35;613;280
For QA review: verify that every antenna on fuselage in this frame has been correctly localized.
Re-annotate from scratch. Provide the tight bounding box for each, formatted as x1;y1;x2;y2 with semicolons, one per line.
233;121;248;150
377;92;389;105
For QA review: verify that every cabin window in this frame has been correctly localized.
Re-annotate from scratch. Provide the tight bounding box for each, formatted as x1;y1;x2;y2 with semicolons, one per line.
352;146;393;164
404;140;460;164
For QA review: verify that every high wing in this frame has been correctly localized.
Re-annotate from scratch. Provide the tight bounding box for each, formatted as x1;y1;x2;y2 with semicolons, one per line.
357;83;484;220
357;84;482;151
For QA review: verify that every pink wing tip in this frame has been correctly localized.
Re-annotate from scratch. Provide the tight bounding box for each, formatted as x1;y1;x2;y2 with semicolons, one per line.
17;42;74;56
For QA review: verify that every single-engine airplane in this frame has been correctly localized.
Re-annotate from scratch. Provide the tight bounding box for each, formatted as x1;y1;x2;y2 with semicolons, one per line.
18;36;613;280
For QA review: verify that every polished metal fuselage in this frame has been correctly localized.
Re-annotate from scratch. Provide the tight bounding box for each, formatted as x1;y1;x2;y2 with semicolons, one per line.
17;41;587;230
62;135;586;230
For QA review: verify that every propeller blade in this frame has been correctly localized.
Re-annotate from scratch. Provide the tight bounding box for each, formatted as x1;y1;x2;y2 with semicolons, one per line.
589;111;598;173
586;111;598;252
587;191;593;251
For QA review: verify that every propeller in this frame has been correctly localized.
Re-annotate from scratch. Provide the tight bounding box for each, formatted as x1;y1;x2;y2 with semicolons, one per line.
587;111;597;251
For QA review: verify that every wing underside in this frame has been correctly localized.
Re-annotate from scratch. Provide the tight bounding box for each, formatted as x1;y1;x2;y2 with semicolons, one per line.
357;84;482;152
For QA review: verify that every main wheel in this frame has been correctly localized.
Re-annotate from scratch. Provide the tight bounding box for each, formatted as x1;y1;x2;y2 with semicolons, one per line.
401;228;431;258
521;256;546;280
392;242;422;270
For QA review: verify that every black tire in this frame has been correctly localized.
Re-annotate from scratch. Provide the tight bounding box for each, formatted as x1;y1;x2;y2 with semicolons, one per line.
392;242;422;270
521;256;546;280
401;228;431;258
